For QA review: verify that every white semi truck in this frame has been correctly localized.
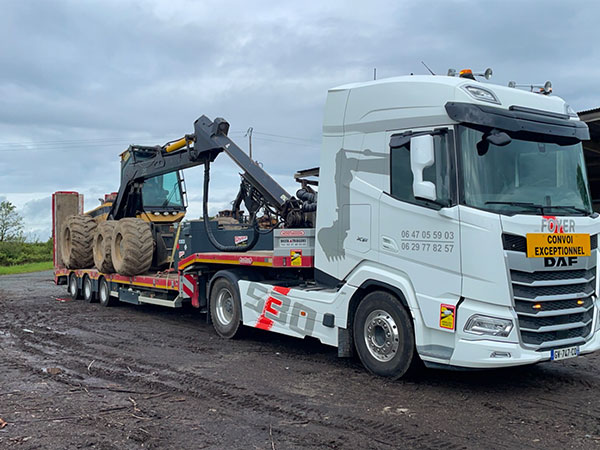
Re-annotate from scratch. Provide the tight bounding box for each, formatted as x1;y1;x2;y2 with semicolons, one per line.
54;70;600;378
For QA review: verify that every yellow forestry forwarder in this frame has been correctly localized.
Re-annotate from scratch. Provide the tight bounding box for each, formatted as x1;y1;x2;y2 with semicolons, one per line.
57;115;312;278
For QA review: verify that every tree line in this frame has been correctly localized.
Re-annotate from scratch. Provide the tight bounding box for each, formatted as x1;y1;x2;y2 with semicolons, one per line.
0;201;52;266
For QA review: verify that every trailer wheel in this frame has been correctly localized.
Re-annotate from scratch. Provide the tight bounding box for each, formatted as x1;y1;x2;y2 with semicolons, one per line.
61;215;97;269
210;277;242;339
353;291;416;379
93;220;116;273
82;275;96;303
68;273;81;300
111;218;153;276
98;277;116;307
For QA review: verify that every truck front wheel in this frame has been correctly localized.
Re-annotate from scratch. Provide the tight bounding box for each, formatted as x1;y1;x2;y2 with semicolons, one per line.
210;277;242;339
353;291;416;379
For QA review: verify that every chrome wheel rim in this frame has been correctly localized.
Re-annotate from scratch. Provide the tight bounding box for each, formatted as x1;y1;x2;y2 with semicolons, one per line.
215;288;234;326
84;279;91;299
364;309;400;362
99;281;108;303
69;276;77;297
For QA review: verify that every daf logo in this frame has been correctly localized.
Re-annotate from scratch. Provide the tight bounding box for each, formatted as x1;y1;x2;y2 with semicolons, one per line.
544;257;578;267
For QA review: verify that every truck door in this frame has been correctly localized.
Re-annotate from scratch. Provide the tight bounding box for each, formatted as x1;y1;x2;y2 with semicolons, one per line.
379;127;462;334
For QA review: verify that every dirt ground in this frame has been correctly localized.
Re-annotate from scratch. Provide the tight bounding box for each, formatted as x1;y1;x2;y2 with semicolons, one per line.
1;271;600;449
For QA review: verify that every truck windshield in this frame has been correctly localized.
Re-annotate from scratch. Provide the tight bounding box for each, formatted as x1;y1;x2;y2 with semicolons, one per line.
142;172;184;208
458;125;592;216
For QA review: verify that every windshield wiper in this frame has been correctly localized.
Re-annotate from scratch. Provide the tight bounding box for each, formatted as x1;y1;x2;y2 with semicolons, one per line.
485;201;544;212
485;201;591;216
543;205;591;215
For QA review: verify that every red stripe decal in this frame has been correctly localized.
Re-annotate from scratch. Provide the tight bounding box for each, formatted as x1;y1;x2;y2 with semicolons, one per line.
255;286;290;330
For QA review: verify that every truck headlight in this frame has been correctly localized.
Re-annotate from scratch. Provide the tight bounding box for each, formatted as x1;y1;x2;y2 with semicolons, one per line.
464;315;513;337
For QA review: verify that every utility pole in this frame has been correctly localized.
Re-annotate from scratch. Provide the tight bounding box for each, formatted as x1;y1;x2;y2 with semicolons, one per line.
373;68;377;80
245;127;253;161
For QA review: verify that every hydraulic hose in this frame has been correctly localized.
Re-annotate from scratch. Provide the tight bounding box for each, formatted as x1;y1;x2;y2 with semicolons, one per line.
203;161;260;252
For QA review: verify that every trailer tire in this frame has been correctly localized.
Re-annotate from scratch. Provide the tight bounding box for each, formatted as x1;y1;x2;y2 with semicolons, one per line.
210;277;243;339
98;277;116;307
93;220;117;273
68;273;81;300
111;218;153;276
61;215;96;269
353;290;416;379
82;275;96;303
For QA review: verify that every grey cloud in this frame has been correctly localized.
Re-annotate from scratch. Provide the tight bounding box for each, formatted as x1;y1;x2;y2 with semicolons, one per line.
2;0;600;240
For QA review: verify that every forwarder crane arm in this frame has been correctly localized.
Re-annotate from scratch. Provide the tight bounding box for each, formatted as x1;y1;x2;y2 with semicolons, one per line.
108;115;313;251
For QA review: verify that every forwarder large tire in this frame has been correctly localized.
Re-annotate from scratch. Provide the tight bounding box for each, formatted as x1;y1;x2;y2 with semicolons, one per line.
93;220;116;273
61;215;96;269
111;218;153;276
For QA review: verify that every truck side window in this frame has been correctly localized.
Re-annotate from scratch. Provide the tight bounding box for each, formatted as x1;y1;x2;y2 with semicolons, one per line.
390;133;451;207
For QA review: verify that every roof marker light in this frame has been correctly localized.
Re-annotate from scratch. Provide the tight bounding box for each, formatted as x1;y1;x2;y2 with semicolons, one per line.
459;69;476;80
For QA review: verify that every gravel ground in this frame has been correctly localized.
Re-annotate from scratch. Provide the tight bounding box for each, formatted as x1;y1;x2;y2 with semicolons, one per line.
1;270;599;449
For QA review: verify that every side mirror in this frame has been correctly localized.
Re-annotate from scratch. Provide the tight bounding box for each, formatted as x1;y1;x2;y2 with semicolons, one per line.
410;134;436;201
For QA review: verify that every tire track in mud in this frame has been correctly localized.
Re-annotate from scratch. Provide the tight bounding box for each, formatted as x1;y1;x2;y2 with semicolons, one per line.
1;309;465;450
3;272;600;449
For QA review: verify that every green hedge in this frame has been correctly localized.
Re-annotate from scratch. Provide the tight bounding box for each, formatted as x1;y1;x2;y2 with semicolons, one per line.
0;239;53;266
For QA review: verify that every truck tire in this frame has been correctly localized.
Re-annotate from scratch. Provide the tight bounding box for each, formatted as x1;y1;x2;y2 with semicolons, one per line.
98;277;117;307
61;215;96;269
68;273;81;299
111;218;153;276
93;220;116;273
210;277;243;339
82;274;96;303
353;290;416;379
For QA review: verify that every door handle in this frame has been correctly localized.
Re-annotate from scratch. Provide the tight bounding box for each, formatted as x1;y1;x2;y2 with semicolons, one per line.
381;236;398;253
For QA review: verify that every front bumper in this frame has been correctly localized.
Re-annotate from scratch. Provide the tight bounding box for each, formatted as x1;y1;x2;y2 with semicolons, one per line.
448;325;600;369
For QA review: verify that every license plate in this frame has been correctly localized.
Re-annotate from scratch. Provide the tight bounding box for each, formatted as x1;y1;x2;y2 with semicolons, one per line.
526;233;590;258
551;346;579;361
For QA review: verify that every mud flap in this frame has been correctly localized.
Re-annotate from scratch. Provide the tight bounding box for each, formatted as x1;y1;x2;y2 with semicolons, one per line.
338;327;354;358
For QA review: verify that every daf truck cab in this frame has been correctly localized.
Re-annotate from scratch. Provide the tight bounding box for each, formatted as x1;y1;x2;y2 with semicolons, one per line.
306;73;599;376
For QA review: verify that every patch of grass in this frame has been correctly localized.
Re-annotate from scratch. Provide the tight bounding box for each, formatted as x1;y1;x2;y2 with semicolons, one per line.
0;261;54;275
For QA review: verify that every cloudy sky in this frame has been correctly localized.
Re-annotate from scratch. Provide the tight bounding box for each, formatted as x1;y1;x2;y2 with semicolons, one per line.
1;0;599;240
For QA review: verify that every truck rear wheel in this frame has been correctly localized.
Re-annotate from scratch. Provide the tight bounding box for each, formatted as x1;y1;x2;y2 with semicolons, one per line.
93;220;116;273
98;277;116;307
353;291;416;379
111;218;153;276
68;273;81;299
61;215;96;269
210;277;242;339
82;275;96;303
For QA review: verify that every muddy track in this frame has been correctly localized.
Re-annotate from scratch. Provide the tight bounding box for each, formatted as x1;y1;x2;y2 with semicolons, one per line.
1;271;600;449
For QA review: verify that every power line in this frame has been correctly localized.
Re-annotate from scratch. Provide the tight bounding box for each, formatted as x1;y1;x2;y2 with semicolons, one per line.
0;129;319;152
252;131;320;144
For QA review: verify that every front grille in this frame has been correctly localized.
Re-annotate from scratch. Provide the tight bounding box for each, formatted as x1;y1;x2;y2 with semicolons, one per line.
512;281;595;299
521;323;593;346
515;297;593;313
518;310;593;330
510;268;595;283
504;234;597;350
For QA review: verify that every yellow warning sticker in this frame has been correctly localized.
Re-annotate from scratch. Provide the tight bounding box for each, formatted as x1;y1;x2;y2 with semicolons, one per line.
440;304;455;330
290;250;302;266
526;233;590;258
